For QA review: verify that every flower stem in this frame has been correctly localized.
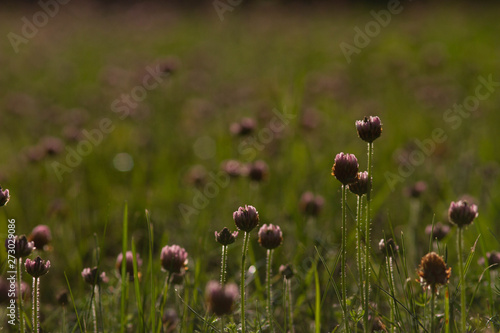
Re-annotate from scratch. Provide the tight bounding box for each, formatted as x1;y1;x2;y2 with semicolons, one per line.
221;245;227;285
458;228;466;332
288;279;294;333
341;184;350;332
92;286;98;333
32;277;39;333
356;195;364;308
17;259;25;333
364;142;373;333
266;249;275;333
240;231;250;333
430;290;436;333
157;272;172;333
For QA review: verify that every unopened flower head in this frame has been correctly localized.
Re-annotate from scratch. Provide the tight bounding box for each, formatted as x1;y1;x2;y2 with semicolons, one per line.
116;251;142;280
160;245;188;274
205;280;238;316
233;205;259;232
279;264;294;279
478;251;500;270
215;227;238;246
448;200;478;228
5;235;34;258
258;224;283;250
378;238;399;258
425;222;451;241
0;186;10;206
417;252;451;293
348;171;371;196
230;117;256;136
247;160;269;182
25;256;50;278
331;153;359;185
29;224;52;250
404;181;427;198
81;267;109;285
355;116;382;143
221;160;244;178
57;291;69;306
299;192;324;217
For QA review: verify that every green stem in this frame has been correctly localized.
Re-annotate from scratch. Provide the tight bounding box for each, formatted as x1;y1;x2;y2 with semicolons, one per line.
17;259;25;333
32;277;39;333
341;185;350;332
92;286;98;333
266;249;275;333
458;228;466;332
364;142;373;333
157;272;172;333
283;277;288;333
221;245;227;285
356;195;364;308
288;279;294;333
241;231;250;333
430;290;436;333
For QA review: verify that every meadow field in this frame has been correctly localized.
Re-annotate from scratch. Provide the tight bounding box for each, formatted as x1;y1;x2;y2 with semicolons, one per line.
0;1;500;332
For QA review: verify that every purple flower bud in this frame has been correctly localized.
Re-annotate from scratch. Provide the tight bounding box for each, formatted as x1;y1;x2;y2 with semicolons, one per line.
215;227;238;246
404;181;427;198
25;257;50;278
247;160;269;182
425;222;451;241
221;160;244;178
81;267;108;285
205;280;238;316
57;290;69;306
448;200;478;228
40;136;64;156
258;224;283;250
116;251;142;280
299;192;324;216
355;116;382;143
5;235;34;258
233;205;259;232
160;245;188;274
0;186;10;207
478;252;500;270
230;117;256;136
279;264;294;279
348;171;371;196
29;225;52;250
378;238;399;257
332;153;359;185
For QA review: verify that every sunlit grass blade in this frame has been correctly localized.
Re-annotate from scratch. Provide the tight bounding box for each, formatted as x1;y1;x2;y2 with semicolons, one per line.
131;240;145;332
64;272;83;333
120;202;128;333
314;266;321;333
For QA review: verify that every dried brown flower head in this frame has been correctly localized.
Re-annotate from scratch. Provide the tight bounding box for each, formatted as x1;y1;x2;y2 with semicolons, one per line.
417;252;451;293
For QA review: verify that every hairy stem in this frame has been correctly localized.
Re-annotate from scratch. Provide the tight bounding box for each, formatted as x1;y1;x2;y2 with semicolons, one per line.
240;231;250;333
430;290;436;333
341;184;350;332
32;277;39;333
356;195;364;308
458;228;466;332
17;259;25;333
221;245;227;285
266;249;275;332
364;142;373;333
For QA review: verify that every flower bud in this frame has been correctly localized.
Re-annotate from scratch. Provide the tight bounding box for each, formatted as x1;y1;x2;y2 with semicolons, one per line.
355;116;382;143
0;186;10;206
25;256;50;278
404;181;427;198
448;200;478;228
205;281;238;316
425;222;450;241
82;267;108;285
299;192;324;217
116;251;142;280
233;205;259;232
230;117;256;136
247;160;269;182
332;153;359;185
5;235;34;258
160;245;188;274
378;238;399;257
29;225;52;250
279;264;294;279
348;171;371;196
258;224;283;250
215;228;238;246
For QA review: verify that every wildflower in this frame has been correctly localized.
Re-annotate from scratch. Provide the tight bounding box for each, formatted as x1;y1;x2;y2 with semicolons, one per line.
25;257;50;278
404;181;427;198
299;192;324;216
57;290;69;306
81;267;109;285
332;153;359;185
230;117;256;136
206;281;238;316
40;136;64;156
0;186;9;206
425;222;451;241
221;160;244;178
448;200;478;228
258;224;283;250
215;227;238;246
29;225;52;250
417;252;451;293
5;235;34;258
378;238;399;258
160;245;188;274
478;251;500;270
348;171;371;196
233;205;259;232
247;160;269;182
116;251;142;280
279;264;294;279
355;116;382;143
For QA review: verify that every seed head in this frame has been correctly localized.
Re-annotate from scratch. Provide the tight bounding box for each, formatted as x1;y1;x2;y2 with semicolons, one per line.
425;222;451;241
81;267;109;285
205;280;238;316
279;264;294;279
29;224;52;250
0;186;10;206
332;153;359;185
233;205;259;232
299;192;324;217
258;224;283;250
215;227;238;246
417;252;451;293
160;245;188;274
348;171;371;196
25;256;50;278
355;116;382;143
448;200;478;228
116;251;142;280
5;235;34;258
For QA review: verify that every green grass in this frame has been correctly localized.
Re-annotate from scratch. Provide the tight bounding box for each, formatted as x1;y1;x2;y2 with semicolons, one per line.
1;2;500;332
